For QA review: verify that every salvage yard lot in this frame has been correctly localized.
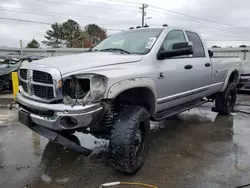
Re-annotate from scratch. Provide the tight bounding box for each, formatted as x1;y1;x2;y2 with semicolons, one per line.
0;94;250;188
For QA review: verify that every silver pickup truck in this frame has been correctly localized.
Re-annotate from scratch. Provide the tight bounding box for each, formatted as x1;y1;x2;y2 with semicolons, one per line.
17;26;242;174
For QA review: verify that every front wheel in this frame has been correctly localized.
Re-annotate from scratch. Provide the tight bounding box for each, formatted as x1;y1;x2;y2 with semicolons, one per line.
214;82;237;115
109;106;150;174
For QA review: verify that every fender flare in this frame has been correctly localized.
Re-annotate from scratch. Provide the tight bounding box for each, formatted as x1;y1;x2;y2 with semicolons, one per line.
106;78;157;113
221;67;240;91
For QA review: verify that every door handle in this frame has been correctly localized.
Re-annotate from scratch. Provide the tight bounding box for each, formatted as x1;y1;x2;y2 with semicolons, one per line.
205;63;211;67
184;65;193;69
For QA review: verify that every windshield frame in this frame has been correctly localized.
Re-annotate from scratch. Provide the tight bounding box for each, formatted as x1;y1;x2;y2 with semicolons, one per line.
89;28;164;55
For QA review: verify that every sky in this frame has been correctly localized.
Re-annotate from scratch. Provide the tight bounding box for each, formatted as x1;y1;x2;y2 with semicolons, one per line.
1;0;250;48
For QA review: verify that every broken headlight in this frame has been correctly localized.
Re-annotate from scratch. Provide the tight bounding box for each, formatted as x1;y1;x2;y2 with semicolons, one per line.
63;75;107;105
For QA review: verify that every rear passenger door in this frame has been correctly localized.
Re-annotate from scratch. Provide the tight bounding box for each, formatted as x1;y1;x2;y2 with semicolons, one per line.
185;31;212;100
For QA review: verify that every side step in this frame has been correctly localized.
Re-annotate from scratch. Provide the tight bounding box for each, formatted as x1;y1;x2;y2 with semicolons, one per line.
152;99;207;121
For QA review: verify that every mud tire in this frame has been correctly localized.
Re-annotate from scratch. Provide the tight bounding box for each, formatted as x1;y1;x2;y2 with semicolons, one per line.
109;106;150;174
214;82;237;115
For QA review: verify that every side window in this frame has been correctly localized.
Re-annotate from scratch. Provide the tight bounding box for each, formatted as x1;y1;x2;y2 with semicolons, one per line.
161;30;186;51
186;31;205;57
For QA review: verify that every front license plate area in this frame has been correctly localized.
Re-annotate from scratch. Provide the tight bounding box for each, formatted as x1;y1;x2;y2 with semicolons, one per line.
19;110;32;126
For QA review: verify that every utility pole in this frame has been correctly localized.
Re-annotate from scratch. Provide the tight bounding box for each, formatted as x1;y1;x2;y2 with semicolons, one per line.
139;3;148;27
19;40;23;56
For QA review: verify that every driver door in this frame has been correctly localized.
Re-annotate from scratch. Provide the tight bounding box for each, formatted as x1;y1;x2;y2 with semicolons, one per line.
155;30;194;112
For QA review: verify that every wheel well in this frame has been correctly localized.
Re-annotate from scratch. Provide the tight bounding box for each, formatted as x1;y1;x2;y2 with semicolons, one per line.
115;87;156;115
228;71;239;84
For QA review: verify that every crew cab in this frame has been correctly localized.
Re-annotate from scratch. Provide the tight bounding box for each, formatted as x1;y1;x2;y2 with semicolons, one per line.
16;26;242;174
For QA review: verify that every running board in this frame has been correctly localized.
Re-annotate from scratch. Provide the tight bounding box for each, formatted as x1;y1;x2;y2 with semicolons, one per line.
152;99;207;121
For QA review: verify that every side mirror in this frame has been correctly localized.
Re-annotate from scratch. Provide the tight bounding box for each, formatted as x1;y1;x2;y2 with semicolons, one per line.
157;42;193;60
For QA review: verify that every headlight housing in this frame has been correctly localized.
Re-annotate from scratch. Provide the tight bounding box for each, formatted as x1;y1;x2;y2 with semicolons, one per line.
63;74;107;106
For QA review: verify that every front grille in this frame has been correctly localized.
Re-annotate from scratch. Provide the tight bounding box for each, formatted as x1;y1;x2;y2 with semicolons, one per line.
20;69;27;80
33;85;54;99
33;70;53;84
20;80;28;92
18;68;60;101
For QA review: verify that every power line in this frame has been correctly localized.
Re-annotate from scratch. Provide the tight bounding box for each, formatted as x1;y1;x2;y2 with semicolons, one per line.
35;0;250;33
0;17;51;25
5;2;248;37
1;15;249;40
2;17;250;42
149;4;250;32
147;8;243;30
0;17;124;31
2;6;250;41
144;10;250;38
63;0;246;33
81;0;139;7
35;0;140;13
35;0;188;24
0;7;139;25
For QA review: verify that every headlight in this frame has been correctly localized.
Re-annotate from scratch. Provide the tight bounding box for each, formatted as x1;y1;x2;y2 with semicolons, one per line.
87;75;107;102
63;74;107;105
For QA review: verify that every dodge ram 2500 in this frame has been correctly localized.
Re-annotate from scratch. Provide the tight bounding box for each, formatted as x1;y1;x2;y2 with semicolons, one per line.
17;26;242;174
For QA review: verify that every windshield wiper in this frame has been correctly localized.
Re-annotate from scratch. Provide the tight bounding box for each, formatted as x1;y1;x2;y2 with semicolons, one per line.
99;48;130;54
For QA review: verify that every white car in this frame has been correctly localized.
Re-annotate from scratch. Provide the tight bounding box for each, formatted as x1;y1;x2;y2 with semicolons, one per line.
237;60;250;91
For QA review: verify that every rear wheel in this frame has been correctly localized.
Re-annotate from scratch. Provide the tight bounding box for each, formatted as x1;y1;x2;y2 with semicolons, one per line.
109;106;150;174
214;82;237;115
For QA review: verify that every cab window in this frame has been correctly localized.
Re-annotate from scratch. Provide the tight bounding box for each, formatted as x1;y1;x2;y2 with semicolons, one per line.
186;31;205;57
161;30;186;51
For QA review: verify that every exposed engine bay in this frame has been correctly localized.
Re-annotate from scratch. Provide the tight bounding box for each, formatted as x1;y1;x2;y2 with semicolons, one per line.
63;74;107;107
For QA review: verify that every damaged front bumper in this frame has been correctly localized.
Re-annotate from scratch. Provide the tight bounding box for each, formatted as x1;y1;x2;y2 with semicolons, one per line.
16;92;103;131
27;123;92;156
16;92;108;156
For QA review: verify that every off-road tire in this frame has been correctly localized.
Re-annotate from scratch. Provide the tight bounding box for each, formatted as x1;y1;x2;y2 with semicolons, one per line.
109;106;150;174
214;82;237;115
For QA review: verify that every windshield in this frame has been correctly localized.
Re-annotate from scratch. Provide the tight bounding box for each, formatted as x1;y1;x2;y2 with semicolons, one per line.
91;28;164;55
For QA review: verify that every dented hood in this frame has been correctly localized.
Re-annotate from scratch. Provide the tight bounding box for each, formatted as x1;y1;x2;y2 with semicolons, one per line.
32;52;143;75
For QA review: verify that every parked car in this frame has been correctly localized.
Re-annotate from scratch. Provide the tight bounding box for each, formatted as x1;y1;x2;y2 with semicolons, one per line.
17;26;242;174
0;57;41;91
0;58;20;91
237;60;250;92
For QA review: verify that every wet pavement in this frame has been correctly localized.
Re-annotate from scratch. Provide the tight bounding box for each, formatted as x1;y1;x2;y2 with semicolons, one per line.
0;94;250;188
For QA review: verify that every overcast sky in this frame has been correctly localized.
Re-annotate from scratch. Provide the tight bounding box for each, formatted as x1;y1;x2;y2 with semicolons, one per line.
1;0;250;48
